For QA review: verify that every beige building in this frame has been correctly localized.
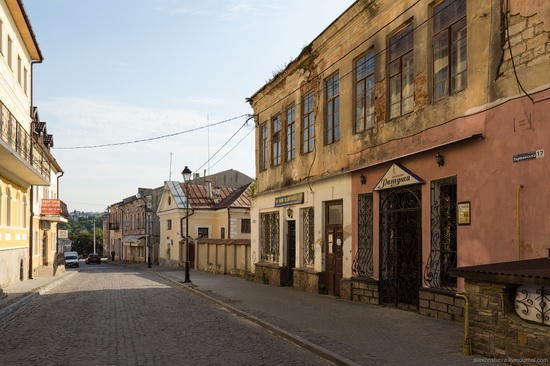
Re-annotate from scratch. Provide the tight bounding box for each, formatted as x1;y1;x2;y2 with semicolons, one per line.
157;179;253;268
248;0;550;321
0;1;65;289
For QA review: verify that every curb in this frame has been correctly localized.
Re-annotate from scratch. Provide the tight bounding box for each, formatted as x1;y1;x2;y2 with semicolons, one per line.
0;271;78;319
151;269;360;366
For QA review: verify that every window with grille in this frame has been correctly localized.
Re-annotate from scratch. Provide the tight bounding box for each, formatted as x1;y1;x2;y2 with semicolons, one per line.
272;115;281;166
325;74;340;144
355;52;375;132
286;105;296;161
302;207;314;266
425;177;457;290
433;0;467;101
302;92;315;154
389;23;414;119
260;212;279;263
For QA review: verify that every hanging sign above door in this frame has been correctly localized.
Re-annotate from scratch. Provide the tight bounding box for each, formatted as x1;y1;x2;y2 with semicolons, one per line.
375;163;425;191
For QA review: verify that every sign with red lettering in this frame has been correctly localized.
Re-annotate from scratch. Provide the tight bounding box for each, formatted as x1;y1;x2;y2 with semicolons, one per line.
41;199;61;215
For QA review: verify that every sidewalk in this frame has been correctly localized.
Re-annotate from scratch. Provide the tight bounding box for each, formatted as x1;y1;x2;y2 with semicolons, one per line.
0;268;76;318
149;265;501;366
1;262;503;365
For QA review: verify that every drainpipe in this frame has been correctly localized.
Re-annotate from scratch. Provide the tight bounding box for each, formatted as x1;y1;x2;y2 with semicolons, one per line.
29;185;34;279
455;292;471;355
517;185;523;260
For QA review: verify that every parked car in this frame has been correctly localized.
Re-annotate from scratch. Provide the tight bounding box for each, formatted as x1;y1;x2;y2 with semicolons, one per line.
64;252;79;268
86;253;101;264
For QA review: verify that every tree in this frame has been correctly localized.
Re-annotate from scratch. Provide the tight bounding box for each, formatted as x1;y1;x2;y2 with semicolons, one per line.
59;213;103;255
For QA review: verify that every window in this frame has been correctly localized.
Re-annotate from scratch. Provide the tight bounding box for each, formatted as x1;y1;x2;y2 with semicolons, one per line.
220;227;225;239
167;219;172;230
198;227;209;238
325;74;340;144
433;0;467;101
389;23;414;119
241;218;251;233
286;105;296;161
0;20;3;55
260;124;268;171
7;36;12;70
425;177;457;290
260;212;279;262
355;52;375;132
24;67;28;95
302;92;315;154
17;56;21;85
272;115;281;166
302;208;314;266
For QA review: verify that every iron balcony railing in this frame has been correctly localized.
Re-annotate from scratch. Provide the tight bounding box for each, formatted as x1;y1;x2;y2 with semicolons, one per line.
0;102;51;182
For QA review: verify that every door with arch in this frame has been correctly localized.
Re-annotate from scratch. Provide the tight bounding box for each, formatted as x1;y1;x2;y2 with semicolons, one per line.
379;186;422;310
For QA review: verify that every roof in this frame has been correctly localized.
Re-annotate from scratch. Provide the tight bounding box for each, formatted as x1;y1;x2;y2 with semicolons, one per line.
451;257;550;286
6;0;43;61
186;183;251;210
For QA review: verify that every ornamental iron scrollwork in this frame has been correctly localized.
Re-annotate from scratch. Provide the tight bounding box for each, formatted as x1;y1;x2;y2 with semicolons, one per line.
379;187;422;310
302;208;315;266
424;177;457;291
353;194;373;278
260;212;279;263
515;285;550;326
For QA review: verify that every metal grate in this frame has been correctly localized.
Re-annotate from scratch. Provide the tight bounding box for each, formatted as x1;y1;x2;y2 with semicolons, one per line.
425;177;457;291
353;193;373;278
302;207;314;266
260;212;279;263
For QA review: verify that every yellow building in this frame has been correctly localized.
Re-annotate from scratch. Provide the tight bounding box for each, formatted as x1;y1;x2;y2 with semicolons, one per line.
0;1;64;288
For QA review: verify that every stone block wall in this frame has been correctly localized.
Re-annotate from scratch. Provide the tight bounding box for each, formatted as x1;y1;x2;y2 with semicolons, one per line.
350;277;379;305
293;268;323;294
253;262;284;286
466;279;550;363
418;289;465;322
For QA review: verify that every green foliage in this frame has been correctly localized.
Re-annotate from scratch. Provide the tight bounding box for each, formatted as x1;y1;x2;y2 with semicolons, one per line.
59;214;103;255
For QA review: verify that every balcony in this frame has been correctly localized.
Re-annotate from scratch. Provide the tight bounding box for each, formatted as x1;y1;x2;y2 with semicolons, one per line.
0;102;50;186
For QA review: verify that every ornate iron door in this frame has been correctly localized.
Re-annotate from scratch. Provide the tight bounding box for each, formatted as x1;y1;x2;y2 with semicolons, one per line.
379;187;422;310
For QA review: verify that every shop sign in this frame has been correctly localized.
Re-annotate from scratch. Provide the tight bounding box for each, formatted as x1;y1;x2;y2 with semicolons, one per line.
375;163;424;191
41;199;61;215
275;192;304;207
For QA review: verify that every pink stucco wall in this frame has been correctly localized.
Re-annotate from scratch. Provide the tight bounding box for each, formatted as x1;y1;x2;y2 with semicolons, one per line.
352;88;550;284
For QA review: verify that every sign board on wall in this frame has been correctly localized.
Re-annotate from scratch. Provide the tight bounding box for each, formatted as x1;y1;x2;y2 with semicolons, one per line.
41;199;61;215
375;163;425;191
58;230;69;239
274;192;304;207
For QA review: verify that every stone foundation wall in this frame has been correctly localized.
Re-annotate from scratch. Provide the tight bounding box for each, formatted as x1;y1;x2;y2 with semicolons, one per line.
418;289;465;322
253;262;284;286
293;268;323;294
466;279;550;363
350;277;379;305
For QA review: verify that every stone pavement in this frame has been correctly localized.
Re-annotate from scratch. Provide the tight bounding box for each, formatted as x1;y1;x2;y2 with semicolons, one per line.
1;262;505;365
0;268;77;318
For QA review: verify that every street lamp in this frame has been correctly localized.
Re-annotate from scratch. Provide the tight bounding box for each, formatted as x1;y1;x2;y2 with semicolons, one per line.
181;166;192;283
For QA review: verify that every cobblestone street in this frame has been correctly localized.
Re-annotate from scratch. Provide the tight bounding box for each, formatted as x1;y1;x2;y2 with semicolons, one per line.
0;265;331;366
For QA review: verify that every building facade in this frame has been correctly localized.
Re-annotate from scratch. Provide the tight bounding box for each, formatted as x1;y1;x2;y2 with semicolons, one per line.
157;179;253;268
0;1;65;289
248;0;550;317
104;187;162;264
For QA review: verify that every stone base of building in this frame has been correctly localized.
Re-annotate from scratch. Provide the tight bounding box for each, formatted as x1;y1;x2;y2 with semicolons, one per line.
293;267;325;294
418;288;465;322
350;277;380;305
253;262;286;286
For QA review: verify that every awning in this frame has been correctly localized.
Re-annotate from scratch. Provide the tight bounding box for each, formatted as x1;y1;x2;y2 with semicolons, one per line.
122;235;145;243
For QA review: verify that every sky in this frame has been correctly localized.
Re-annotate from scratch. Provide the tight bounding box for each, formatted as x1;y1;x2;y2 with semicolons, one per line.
23;0;355;213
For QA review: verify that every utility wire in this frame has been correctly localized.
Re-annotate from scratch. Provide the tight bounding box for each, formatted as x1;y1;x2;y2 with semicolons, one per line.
53;114;248;149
